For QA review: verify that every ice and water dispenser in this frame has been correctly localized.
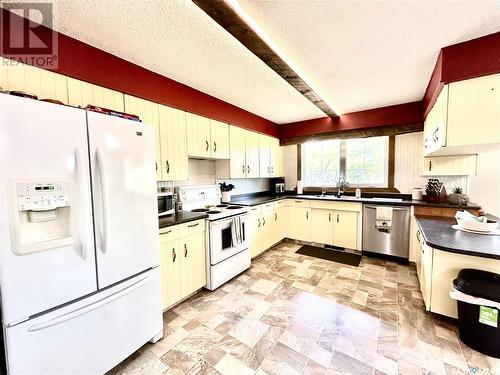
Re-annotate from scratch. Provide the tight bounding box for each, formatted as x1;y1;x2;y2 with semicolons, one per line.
11;181;75;255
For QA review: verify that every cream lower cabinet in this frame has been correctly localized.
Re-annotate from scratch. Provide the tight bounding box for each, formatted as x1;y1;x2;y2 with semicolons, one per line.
288;200;312;242
332;210;358;249
430;249;500;318
312;209;334;245
159;220;206;310
250;202;287;258
158;105;188;181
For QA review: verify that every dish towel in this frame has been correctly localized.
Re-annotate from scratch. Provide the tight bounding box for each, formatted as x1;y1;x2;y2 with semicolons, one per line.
376;206;393;229
231;217;242;246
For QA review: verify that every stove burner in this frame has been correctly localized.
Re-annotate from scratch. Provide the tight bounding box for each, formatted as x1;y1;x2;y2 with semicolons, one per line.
207;210;222;214
216;204;228;208
226;205;243;210
191;208;209;212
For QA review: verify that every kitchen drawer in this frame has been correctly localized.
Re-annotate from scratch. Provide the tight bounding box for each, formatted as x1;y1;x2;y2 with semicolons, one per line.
178;219;205;238
286;199;310;208
159;225;179;242
309;200;362;212
275;199;288;208
261;202;276;212
249;205;262;215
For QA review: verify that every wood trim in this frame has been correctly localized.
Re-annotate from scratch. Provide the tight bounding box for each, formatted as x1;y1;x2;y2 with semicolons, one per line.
192;0;337;118
297;144;302;181
414;205;480;218
279;101;423;141
388;135;395;190
280;122;423;146
0;8;279;136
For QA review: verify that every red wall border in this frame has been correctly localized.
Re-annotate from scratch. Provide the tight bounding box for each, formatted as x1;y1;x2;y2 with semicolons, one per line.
0;9;279;136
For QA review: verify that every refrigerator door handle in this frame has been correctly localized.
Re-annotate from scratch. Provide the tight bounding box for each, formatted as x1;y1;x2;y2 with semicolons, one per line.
96;149;110;253
27;273;153;332
73;148;87;260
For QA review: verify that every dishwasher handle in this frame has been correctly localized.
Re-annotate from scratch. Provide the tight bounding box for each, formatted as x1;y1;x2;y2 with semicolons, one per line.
364;205;410;211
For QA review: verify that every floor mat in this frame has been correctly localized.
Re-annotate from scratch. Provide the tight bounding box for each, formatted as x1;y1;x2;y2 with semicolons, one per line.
296;244;362;267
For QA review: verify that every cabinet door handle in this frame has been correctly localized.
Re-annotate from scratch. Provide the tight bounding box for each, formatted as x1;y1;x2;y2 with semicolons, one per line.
306;211;309;220
205;140;209;151
257;218;261;227
247;165;250;174
416;230;421;242
213;141;217;152
242;164;245;174
263;217;266;226
172;248;176;262
329;212;331;222
165;230;172;234
294;200;302;203
188;223;199;228
166;160;170;174
275;212;277;221
429;160;432;171
155;162;158;171
184;243;188;257
337;214;339;223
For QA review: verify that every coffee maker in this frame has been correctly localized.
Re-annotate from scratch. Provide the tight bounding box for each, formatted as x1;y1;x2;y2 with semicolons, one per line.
270;178;285;195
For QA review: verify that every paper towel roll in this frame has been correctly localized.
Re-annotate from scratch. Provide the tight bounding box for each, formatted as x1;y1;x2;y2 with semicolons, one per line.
297;180;303;194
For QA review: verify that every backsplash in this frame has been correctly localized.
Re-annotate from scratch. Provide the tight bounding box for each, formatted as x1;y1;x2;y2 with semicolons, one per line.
158;159;270;195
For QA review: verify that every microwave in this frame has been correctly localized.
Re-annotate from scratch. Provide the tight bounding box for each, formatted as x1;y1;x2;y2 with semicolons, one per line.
158;192;174;216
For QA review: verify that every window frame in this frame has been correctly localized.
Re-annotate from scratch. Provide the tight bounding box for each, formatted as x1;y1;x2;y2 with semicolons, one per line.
300;135;395;190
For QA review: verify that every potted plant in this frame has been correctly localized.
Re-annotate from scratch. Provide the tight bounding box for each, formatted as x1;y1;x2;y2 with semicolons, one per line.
448;187;470;206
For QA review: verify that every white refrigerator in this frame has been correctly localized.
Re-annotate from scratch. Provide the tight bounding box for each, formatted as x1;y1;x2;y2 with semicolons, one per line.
0;94;163;374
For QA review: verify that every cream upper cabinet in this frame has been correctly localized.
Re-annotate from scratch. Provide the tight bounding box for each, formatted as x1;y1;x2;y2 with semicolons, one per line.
423;85;448;156
269;137;283;177
210;120;230;159
229;126;247;178
312;209;334;245
124;95;161;180
245;130;260;178
447;73;500;148
67;77;125;112
424;73;500;156
259;134;272;178
158;105;188;181
186;114;230;160
422;154;477;176
187;113;211;158
1;60;69;105
228;126;263;178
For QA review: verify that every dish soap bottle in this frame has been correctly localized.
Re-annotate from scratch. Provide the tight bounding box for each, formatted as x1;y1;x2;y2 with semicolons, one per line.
355;186;361;199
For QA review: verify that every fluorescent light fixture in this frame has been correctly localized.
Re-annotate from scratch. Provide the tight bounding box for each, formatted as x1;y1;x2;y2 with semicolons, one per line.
225;0;340;115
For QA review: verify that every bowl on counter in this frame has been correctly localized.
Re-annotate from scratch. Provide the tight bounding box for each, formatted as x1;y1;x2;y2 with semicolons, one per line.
456;218;498;233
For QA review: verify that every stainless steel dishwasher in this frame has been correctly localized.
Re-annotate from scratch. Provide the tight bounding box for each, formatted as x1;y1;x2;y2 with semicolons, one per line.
362;204;410;259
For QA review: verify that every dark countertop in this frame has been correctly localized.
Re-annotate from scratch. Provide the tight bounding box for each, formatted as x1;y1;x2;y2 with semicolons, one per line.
158;212;208;229
228;193;481;209
415;216;500;260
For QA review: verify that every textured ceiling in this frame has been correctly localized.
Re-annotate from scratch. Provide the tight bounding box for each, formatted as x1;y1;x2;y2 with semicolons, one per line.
6;0;500;123
236;0;500;115
45;0;325;124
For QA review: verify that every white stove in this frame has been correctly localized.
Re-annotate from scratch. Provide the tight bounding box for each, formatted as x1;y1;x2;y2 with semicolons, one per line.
178;185;249;220
177;185;251;290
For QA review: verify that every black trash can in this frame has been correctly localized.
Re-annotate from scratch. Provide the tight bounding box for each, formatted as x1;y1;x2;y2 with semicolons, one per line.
452;268;500;358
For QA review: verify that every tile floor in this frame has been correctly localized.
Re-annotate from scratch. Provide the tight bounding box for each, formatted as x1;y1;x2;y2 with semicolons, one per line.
108;241;500;375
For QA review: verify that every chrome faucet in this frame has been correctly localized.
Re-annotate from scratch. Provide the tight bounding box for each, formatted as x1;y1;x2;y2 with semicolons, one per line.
336;174;348;198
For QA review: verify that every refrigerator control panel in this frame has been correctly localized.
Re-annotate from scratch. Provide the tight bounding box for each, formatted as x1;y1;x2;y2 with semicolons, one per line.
16;182;70;211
